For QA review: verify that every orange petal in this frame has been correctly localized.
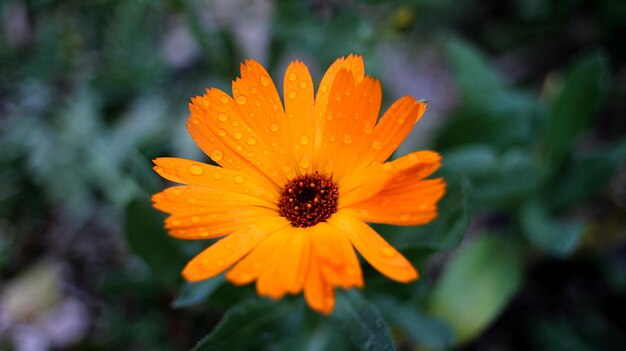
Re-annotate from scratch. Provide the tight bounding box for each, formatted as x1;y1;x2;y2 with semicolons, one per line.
304;257;335;315
276;229;311;294
187;89;289;185
339;150;442;208
346;178;445;226
153;157;279;203
232;60;297;181
313;54;365;169
152;185;273;213
329;212;418;283
226;227;290;285
310;222;363;289
283;60;315;175
315;70;383;180
182;216;289;282
152;185;278;240
357;97;427;168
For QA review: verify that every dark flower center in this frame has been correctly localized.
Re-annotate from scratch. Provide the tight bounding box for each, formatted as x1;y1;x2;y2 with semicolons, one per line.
278;172;338;228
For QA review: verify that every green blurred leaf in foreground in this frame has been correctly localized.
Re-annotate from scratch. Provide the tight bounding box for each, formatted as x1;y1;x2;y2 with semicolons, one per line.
331;291;396;351
540;53;610;166
124;199;187;286
520;199;584;257
172;275;226;308
191;299;300;351
428;235;525;345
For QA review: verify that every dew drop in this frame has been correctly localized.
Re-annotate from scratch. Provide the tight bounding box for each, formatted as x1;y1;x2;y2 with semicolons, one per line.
272;103;280;110
288;91;297;99
298;81;307;89
219;96;229;104
300;135;309;145
363;123;373;134
246;137;257;145
299;155;311;168
250;87;257;94
234;132;243;140
343;134;352;144
213;173;222;180
218;113;228;122
320;84;329;92
270;123;279;132
189;164;204;175
372;140;383;150
232;120;239;127
260;75;270;86
234;175;244;184
218;129;227;137
236;144;243;151
254;99;261;106
236;95;247;104
191;118;200;125
381;247;396;257
210;149;224;161
288;72;297;81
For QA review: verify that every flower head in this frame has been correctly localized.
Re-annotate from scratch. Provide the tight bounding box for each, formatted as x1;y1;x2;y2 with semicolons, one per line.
152;55;445;314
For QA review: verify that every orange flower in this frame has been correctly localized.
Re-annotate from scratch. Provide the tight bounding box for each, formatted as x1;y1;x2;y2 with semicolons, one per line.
152;55;445;314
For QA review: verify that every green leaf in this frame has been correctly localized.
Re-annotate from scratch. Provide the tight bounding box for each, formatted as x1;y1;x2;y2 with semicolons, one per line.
377;299;453;350
441;146;546;209
445;39;507;107
520;199;584;257
124;199;186;286
428;235;525;345
172;275;225;309
541;53;609;165
191;299;301;351
547;151;618;211
331;291;396;351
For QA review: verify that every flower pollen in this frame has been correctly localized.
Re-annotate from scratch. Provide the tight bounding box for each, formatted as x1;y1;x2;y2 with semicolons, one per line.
279;172;338;228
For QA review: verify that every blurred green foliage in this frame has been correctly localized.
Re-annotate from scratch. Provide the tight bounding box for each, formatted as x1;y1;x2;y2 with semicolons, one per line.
1;0;625;350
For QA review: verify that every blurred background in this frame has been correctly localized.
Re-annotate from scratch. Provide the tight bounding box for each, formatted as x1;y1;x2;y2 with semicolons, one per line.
1;0;625;350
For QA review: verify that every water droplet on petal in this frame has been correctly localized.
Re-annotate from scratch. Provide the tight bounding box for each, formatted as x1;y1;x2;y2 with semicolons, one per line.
234;132;243;140
270;123;279;132
234;175;244;184
320;84;329;92
300;135;309;145
381;247;396;257
288;91;297;99
218;129;227;137
246;137;256;145
191;118;200;125
300;155;311;168
298;81;307;89
218;113;228;122
363;123;373;134
343;134;352;144
213;173;222;180
254;99;261;106
189;164;204;175
288;72;297;81
219;96;229;104
210;149;224;161
260;75;270;86
236;95;247;104
372;141;383;150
